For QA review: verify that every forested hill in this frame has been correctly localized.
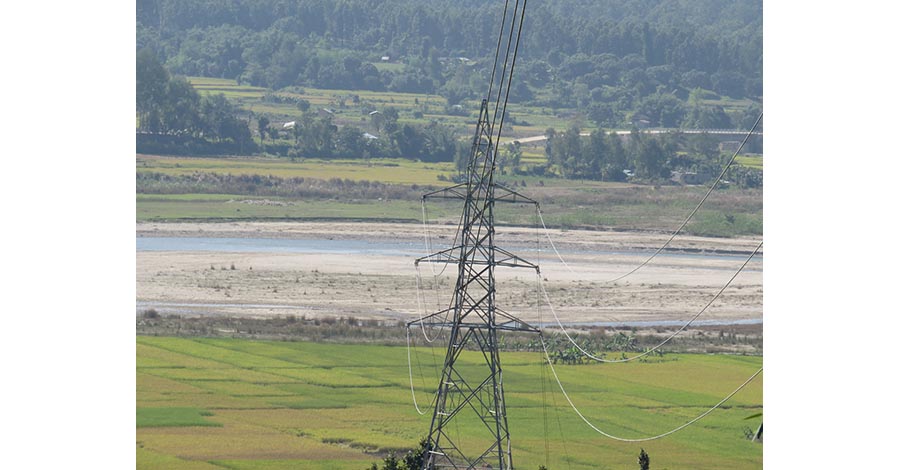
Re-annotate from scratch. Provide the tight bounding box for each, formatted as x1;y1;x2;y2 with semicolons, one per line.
137;0;761;129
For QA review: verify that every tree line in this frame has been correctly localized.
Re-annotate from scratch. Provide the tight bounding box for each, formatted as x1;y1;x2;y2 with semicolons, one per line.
261;106;460;161
137;48;255;154
137;49;462;160
506;126;762;188
136;0;762;129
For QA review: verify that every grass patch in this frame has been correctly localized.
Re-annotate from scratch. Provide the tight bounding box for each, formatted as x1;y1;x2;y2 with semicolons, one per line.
136;447;224;470
686;210;763;237
136;152;762;237
137;196;432;222
137;407;222;428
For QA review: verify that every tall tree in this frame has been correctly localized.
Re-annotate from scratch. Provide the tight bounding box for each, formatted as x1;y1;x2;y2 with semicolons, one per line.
257;115;270;150
136;48;169;132
161;76;201;135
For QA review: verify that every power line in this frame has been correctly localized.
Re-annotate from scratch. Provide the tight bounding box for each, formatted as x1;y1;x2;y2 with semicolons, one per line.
421;198;462;278
493;0;528;145
540;334;762;442
416;198;465;342
406;327;430;415
602;112;762;283
546;357;573;470
537;112;763;284
413;265;447;343
486;0;513;107
541;240;763;363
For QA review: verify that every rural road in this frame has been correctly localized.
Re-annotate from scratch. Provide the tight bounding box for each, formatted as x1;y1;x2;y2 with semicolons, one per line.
503;128;763;144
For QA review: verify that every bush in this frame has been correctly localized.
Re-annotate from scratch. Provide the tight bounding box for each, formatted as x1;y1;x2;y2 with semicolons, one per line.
639;448;650;470
136;133;258;156
143;308;160;319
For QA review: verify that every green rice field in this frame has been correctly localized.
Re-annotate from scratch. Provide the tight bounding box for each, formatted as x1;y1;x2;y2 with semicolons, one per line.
137;336;763;470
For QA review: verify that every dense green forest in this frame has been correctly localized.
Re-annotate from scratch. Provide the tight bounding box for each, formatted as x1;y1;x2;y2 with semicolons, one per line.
137;0;761;129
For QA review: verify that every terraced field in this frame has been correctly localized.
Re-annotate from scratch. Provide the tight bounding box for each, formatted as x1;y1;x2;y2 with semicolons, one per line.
185;76;591;139
137;337;763;470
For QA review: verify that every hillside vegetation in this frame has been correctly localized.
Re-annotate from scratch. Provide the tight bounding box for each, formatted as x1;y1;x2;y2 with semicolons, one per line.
137;0;762;130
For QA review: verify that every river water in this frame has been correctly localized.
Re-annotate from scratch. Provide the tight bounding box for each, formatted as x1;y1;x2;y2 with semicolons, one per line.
136;236;760;263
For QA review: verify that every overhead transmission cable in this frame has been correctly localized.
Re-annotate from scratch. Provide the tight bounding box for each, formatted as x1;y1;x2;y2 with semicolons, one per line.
415;199;465;341
406;327;442;415
486;0;513;104
413;267;438;343
406;327;431;415
547;362;573;470
542;240;763;363
421;199;464;279
492;0;528;143
540;334;762;442
538;112;763;284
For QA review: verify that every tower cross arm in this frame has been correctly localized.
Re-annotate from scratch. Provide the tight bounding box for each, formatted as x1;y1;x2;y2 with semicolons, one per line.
494;247;540;271
415;246;540;272
422;184;468;201
407;308;454;328
415;246;462;265
493;184;538;205
495;307;542;334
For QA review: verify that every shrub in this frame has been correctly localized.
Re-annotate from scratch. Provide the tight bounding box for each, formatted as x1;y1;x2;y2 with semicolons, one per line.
639;448;650;470
143;308;160;319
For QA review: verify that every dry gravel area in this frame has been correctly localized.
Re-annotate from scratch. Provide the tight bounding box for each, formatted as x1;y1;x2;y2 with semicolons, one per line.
137;221;762;325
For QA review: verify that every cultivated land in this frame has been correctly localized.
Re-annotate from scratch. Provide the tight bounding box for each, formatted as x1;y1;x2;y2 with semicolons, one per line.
185;77;764;148
136;336;763;470
137;154;456;185
187;76;591;140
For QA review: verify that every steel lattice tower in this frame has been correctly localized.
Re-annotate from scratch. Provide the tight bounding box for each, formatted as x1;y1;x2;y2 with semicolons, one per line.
408;2;535;467
408;97;540;470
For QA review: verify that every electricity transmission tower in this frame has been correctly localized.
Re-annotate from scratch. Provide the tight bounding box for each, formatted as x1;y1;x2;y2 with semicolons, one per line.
407;2;538;468
409;97;541;470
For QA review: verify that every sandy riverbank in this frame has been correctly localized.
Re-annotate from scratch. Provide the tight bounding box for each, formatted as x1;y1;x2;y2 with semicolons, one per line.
136;221;762;325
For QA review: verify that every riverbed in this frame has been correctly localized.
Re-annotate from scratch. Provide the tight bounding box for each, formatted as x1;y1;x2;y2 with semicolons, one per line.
136;221;763;326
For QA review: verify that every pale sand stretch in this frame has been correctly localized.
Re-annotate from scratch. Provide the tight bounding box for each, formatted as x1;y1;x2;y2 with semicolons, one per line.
137;221;762;325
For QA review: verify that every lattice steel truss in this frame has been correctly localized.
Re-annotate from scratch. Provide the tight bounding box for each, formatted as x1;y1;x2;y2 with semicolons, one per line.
408;98;541;470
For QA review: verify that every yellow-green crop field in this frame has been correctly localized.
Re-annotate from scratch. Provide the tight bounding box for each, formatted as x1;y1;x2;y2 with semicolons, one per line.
137;155;455;186
137;336;762;470
735;155;763;170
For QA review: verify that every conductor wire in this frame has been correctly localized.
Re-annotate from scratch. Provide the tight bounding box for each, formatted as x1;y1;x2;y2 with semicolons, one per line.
541;240;762;363
540;334;762;442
